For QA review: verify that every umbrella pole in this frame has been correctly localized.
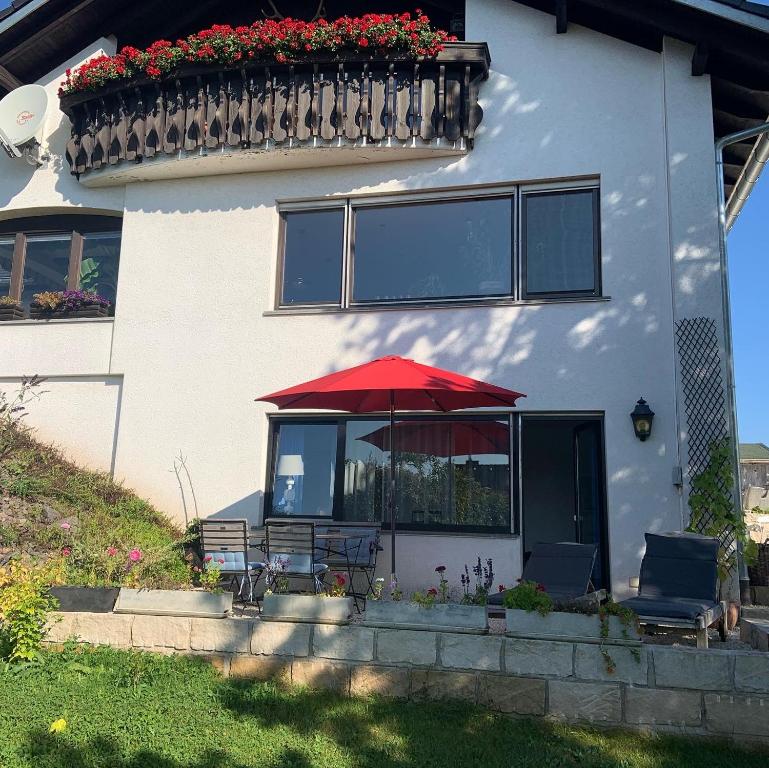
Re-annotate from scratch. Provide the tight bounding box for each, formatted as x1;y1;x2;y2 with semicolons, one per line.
389;391;396;578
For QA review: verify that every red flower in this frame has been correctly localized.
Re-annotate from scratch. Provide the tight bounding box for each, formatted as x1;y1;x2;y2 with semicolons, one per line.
498;584;506;593
204;555;212;563
61;547;71;557
427;587;438;596
435;565;446;573
358;37;369;47
334;573;347;586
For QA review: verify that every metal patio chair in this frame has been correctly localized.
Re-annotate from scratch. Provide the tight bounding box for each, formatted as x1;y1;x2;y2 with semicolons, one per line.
199;518;264;605
265;520;329;593
619;531;727;649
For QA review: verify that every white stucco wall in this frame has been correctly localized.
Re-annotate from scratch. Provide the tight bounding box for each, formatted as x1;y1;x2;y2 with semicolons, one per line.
0;2;728;596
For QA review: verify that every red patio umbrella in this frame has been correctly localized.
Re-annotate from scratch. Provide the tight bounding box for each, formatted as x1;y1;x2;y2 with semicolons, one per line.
257;355;525;575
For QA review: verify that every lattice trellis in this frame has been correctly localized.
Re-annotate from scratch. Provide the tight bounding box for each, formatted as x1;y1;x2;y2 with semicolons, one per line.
675;317;728;534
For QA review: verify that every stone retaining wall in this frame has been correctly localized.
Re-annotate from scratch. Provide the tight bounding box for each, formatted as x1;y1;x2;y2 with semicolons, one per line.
47;612;769;743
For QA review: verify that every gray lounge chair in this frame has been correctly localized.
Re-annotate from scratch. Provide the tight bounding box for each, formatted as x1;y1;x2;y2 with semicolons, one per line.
488;542;604;608
619;531;727;649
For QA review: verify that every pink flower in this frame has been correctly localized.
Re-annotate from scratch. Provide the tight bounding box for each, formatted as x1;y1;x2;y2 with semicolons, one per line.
61;547;71;557
217;558;225;565
427;587;438;596
204;555;212;563
128;548;142;562
106;546;118;557
60;521;71;531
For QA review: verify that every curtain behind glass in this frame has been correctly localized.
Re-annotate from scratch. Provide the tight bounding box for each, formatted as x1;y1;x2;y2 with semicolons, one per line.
0;240;13;297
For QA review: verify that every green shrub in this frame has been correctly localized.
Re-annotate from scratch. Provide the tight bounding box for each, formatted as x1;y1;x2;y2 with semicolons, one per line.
502;580;553;615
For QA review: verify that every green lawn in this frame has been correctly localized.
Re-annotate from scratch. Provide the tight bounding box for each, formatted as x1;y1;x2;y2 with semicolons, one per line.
0;647;764;768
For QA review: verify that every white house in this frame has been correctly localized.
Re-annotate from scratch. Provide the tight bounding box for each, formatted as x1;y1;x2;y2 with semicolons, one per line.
1;0;768;597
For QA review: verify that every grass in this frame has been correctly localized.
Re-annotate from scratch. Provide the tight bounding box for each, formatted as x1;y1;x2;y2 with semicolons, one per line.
0;647;765;768
0;429;190;588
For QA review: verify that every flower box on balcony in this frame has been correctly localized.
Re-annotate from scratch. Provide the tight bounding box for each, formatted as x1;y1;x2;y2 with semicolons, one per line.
364;601;489;634
0;301;24;321
30;290;111;320
260;593;353;625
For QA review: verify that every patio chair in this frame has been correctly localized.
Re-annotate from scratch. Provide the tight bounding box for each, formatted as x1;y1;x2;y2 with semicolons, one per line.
487;542;604;609
618;531;727;649
199;519;263;604
316;525;382;610
265;520;329;593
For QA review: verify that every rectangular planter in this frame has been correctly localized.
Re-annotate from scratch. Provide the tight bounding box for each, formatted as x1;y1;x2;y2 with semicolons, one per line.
114;588;233;618
0;304;24;320
505;608;641;645
49;586;119;613
261;593;353;625
30;303;108;320
364;601;489;634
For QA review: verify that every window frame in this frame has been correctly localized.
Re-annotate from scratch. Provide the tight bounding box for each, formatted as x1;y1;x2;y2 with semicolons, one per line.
265;413;518;535
274;180;601;311
0;214;122;312
520;187;602;300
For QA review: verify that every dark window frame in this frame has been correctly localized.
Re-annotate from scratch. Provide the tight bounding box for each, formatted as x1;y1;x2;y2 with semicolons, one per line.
265;413;518;535
520;187;602;300
0;214;123;312
275;183;602;310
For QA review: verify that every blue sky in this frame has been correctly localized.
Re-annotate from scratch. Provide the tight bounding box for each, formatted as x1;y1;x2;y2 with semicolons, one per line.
0;0;766;441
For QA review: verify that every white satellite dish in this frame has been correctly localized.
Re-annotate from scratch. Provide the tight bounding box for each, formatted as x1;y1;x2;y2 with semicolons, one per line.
0;84;49;165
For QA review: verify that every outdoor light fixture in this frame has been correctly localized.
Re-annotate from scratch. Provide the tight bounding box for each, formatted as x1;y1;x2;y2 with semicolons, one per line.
630;398;655;442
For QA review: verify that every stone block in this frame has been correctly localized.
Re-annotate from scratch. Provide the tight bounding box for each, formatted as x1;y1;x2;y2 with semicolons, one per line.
652;646;732;691
291;660;350;693
376;629;437;666
477;674;546;716
132;615;191;650
440;634;502;671
190;617;252;653
250;620;311;657
411;669;477;702
624;688;702;727
740;619;769;652
704;693;769;737
313;625;375;661
574;643;647;685
504;638;573;677
350;665;410;698
230;655;291;684
193;653;231;676
47;612;134;647
548;680;622;723
735;653;769;693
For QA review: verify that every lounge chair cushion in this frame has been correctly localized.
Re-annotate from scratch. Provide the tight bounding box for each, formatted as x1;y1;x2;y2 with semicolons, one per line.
620;595;720;622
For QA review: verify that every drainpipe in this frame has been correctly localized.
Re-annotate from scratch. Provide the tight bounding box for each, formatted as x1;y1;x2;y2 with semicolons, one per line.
715;121;769;606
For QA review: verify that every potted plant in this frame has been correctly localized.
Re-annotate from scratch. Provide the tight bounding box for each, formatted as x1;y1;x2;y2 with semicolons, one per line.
115;555;233;618
260;565;354;625
363;562;490;634
30;290;110;319
503;581;641;645
0;296;24;321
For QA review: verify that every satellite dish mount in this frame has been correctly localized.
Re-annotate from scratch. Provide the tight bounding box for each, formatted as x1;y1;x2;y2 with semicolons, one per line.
0;84;50;167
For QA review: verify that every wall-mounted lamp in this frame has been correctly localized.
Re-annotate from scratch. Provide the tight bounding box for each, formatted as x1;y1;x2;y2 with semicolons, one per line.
630;398;655;442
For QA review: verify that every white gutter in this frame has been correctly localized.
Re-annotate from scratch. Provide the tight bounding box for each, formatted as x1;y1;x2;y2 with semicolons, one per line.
715;121;769;602
0;0;50;35
726;130;769;229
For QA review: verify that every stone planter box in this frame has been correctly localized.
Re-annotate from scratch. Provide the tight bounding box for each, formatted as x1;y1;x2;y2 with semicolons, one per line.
261;594;353;625
0;303;24;320
364;601;489;634
49;586;119;613
506;609;641;645
30;303;109;319
113;588;232;618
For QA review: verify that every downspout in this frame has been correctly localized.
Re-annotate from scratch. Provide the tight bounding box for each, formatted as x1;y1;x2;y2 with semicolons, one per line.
715;121;769;605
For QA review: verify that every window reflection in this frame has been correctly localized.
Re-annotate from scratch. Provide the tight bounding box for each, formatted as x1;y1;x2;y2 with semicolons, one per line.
21;235;70;309
80;232;122;314
0;240;13;297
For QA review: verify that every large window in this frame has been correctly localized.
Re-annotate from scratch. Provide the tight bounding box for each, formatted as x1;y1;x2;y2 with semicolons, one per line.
268;415;514;534
0;214;123;316
276;182;600;309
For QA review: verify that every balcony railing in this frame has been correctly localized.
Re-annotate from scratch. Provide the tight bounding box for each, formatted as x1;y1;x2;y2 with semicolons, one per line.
59;43;490;184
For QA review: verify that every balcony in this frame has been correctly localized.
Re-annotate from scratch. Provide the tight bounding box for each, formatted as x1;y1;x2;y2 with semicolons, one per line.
59;42;490;187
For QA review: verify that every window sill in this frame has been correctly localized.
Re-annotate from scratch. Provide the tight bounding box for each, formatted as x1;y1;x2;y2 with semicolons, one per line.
0;317;115;326
264;296;610;316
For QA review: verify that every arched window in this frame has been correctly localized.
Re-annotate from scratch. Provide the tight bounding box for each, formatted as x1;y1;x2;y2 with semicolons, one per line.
0;213;122;316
